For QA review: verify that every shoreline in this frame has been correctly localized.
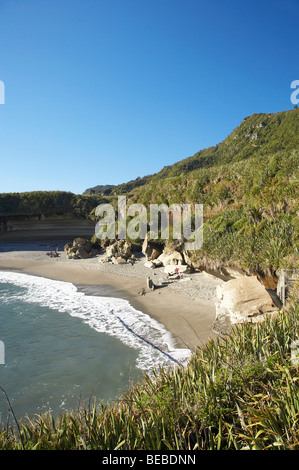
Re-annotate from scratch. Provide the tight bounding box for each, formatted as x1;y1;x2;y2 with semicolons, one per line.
0;241;223;352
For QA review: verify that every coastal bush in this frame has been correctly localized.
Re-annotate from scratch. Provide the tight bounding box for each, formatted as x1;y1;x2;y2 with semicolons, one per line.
0;191;104;218
120;124;299;275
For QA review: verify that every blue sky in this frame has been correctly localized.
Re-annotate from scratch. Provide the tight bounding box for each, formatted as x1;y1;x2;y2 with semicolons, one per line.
0;0;298;194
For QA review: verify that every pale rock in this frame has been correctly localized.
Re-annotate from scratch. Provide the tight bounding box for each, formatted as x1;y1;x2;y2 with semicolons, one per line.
182;250;194;267
144;259;163;269
98;256;111;263
144;261;155;269
220;266;246;279
152;259;163;268
106;243;118;257
142;237;163;260
164;264;190;274
151;248;162;260
291;340;299;367
158;250;184;266
112;256;127;265
215;276;278;327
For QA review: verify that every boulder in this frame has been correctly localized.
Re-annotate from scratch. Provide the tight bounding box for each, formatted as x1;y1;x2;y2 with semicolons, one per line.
164;265;190;274
76;247;91;259
64;238;94;259
142;237;163;260
112;256;127;265
214;276;278;332
98;256;111;263
67;253;80;260
105;240;133;259
152;259;163;268
72;238;93;252
106;243;118;257
121;240;133;258
182;249;195;267
157;249;184;266
151;248;162;260
64;242;73;252
144;260;155;269
144;259;163;269
220;266;246;279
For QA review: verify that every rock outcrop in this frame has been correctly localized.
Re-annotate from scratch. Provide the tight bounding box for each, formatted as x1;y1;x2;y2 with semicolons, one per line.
64;238;95;259
157;246;185;266
105;239;133;259
142;237;163;260
98;239;135;265
142;238;194;271
213;276;278;334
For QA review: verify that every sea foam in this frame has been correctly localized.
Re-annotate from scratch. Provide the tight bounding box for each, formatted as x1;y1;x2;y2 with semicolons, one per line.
0;271;191;373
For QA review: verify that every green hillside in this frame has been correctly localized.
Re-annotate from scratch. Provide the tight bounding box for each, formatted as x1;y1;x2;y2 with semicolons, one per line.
93;109;299;281
90;108;299;197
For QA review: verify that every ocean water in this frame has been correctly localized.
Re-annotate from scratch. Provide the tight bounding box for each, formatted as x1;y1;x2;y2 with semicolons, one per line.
0;271;190;422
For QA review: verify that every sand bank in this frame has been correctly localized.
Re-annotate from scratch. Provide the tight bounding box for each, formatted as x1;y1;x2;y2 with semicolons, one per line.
0;241;224;351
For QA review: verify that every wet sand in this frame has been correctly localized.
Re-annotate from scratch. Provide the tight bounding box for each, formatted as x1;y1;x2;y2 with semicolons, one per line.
0;241;223;351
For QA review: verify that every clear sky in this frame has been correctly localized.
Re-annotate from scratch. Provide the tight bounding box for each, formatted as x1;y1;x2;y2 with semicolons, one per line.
0;0;298;194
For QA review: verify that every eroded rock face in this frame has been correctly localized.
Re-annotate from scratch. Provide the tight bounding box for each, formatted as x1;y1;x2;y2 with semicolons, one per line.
213;276;278;334
157;249;184;266
105;240;133;259
142;237;163;260
64;238;95;259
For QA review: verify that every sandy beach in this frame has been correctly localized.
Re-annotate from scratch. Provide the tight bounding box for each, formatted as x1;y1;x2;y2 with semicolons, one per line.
0;240;224;352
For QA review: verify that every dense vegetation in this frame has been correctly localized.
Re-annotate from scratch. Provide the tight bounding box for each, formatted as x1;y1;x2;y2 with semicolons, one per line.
0;109;298;450
87;109;299;196
0;191;105;218
1;281;298;450
88;109;299;279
